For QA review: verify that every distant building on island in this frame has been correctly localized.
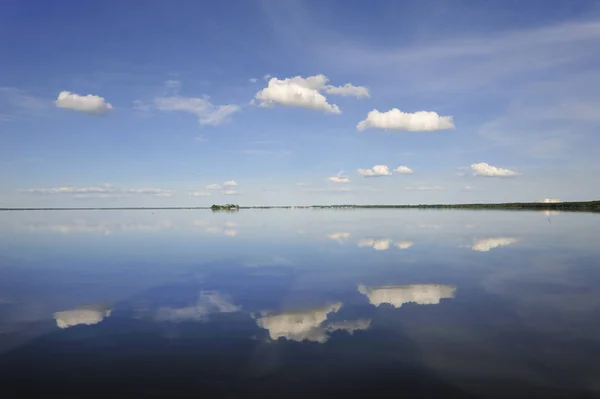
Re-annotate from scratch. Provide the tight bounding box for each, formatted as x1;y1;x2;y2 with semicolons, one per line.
536;198;562;203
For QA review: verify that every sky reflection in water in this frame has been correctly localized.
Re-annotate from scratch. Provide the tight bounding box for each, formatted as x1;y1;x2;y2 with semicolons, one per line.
0;209;599;397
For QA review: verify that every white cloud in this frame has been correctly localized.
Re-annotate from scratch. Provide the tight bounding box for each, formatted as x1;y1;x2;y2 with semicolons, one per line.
254;74;367;113
328;171;350;183
357;165;392;177
223;190;240;195
155;291;240;323
255;302;343;343
394;166;413;174
54;305;112;329
463;185;474;191
296;182;311;186
189;191;210;197
249;78;258;83
323;83;370;98
471;162;519;177
18;184;173;198
155;95;240;125
205;184;222;190
357;109;454;132
223;180;238;187
357;238;392;251
54;91;113;115
254;74;340;113
472;237;518;252
358;284;456;308
404;186;443;191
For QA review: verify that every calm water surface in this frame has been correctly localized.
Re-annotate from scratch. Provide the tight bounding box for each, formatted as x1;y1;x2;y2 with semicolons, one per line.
0;209;599;398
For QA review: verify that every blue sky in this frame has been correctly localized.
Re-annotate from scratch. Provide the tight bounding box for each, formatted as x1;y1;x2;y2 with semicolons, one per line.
2;0;600;207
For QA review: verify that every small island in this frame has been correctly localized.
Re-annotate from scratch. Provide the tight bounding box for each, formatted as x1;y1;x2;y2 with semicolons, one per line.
210;204;240;211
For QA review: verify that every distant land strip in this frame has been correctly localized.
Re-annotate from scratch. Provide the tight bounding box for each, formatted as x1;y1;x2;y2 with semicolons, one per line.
1;200;599;211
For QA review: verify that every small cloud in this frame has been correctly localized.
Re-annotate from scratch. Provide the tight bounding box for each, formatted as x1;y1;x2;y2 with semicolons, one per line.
189;191;210;197
462;185;474;191
195;136;208;143
249;78;258;83
296;182;311;187
357;165;392;177
357;109;454;132
223;190;240;195
55;91;113;115
471;162;519;177
223;180;238;187
329;171;350;184
254;74;341;114
205;184;222;190
155;95;240;126
133;100;151;112
323;83;369;98
404;186;443;191
253;74;367;114
472;237;518;252
394;166;413;174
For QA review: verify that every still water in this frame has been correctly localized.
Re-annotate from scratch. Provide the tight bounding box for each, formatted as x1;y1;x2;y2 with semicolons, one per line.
0;209;599;398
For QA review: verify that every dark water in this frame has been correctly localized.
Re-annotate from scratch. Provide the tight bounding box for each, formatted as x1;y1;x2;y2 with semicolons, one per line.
0;209;599;398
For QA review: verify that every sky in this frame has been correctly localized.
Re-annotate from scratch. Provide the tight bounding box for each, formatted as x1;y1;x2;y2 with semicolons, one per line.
1;0;600;207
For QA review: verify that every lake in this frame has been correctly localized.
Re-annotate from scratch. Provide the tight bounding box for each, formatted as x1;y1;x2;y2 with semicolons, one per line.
0;209;599;398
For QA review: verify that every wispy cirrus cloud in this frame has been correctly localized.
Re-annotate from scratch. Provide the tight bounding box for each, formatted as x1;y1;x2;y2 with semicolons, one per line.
18;184;173;198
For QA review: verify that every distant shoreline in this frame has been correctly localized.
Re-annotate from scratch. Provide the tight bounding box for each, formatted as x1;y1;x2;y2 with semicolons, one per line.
1;200;599;211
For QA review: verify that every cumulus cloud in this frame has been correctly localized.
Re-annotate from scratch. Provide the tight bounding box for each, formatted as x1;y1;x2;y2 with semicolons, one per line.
255;303;370;343
357;165;392;177
357;238;393;251
404;186;443;191
394;166;413;174
471;162;519;177
155;291;240;323
205;184;222;190
328;171;350;183
223;180;238;187
253;74;368;113
54;305;112;329
472;237;518;252
155;95;240;125
357;109;454;132
18;184;173;198
358;284;456;308
54;91;113;115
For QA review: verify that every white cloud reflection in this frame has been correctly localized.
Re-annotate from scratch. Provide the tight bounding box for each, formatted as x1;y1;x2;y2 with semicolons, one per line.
155;291;240;323
255;302;371;343
358;284;456;308
472;237;518;252
357;238;414;251
54;305;112;329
